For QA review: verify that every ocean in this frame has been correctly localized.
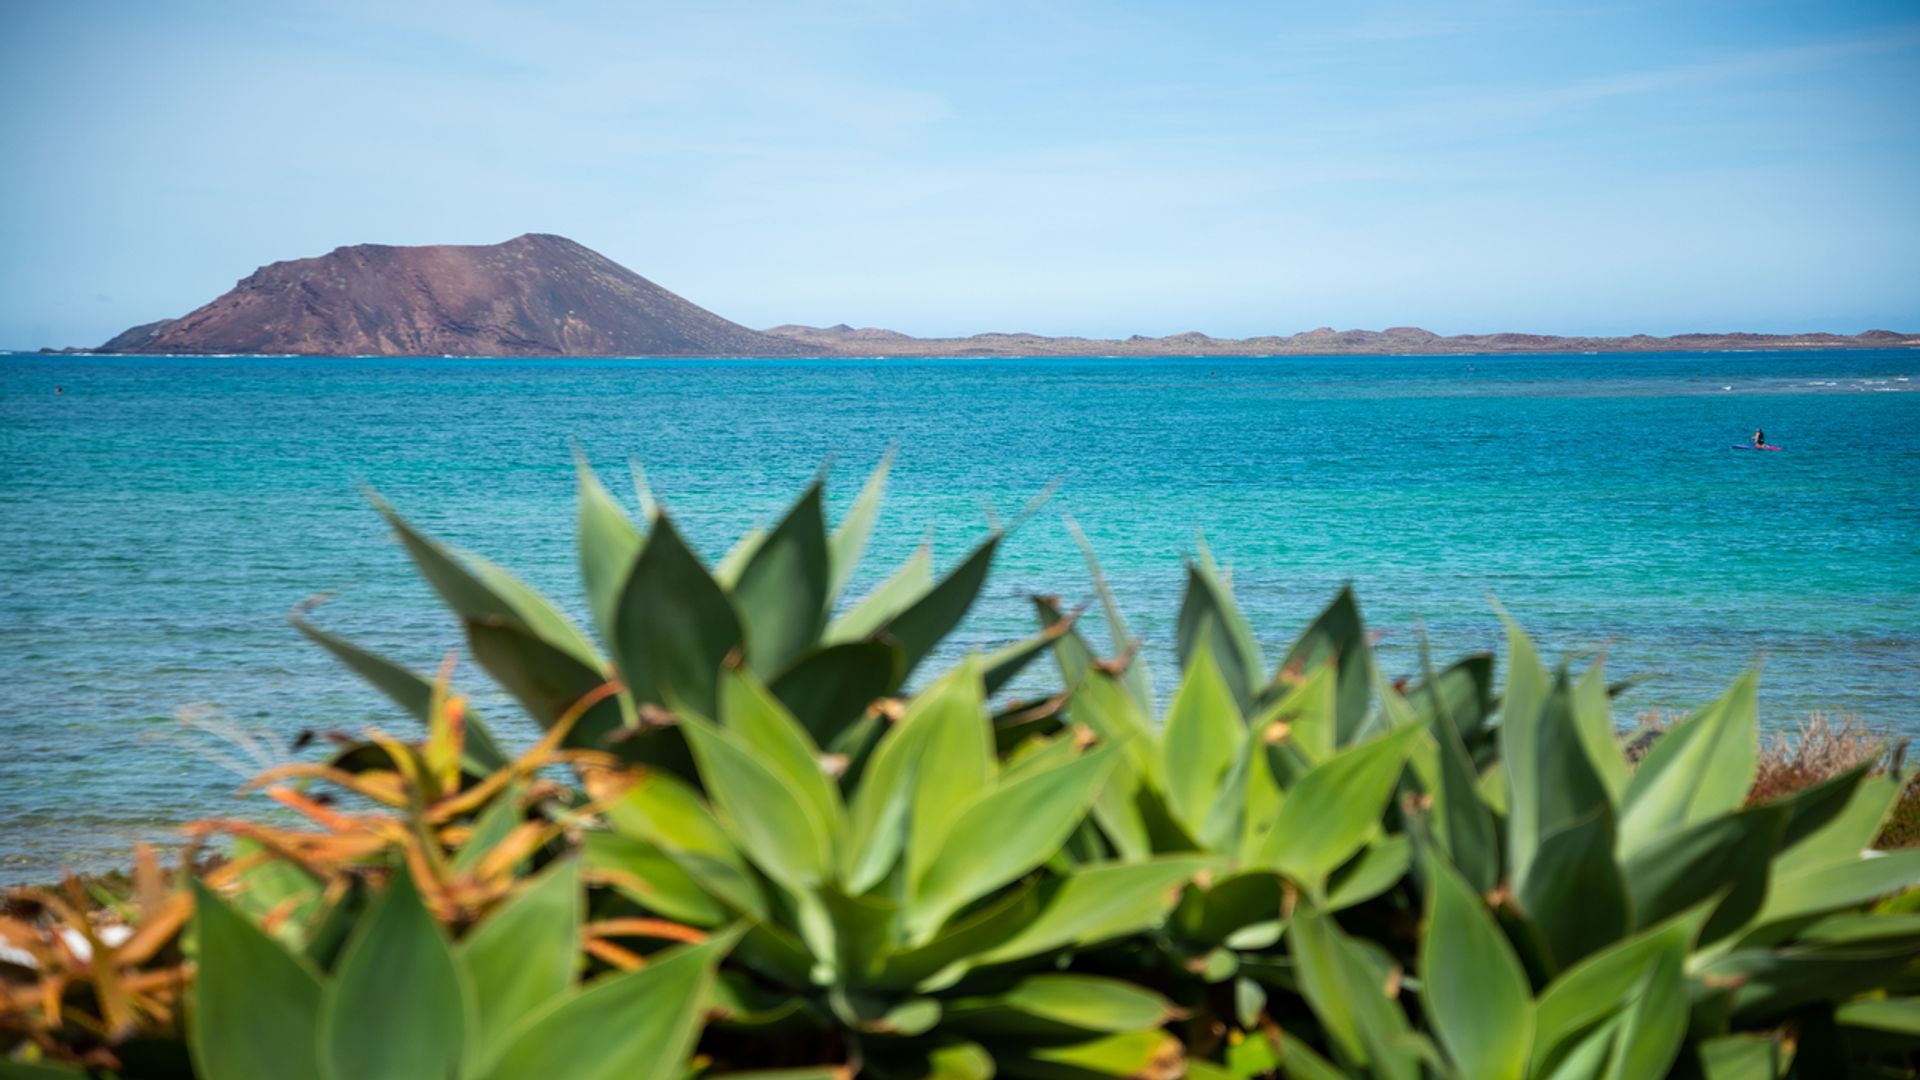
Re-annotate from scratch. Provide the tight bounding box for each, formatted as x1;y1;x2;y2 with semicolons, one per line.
1;350;1916;880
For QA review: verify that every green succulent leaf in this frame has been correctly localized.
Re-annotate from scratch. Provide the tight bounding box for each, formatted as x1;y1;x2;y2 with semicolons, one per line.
477;933;734;1080
1617;671;1760;859
733;482;832;677
292;616;507;773
458;857;579;1066
770;640;901;748
1256;721;1424;889
945;974;1175;1039
1177;557;1264;711
827;543;932;644
1161;640;1246;837
581;831;731;926
973;856;1217;968
1288;900;1418;1080
719;665;846;839
1421;855;1533;1080
1505;668;1614;901
317;870;469;1080
911;747;1117;936
574;455;642;645
188;879;324;1080
1531;916;1693;1078
680;710;835;892
465;617;625;749
879;534;1001;683
602;768;765;918
829;448;894;604
1619;805;1785;939
610;511;743;717
1517;806;1631;971
1271;586;1373;746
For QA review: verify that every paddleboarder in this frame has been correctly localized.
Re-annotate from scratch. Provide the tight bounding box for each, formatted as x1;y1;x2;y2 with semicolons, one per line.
1752;426;1766;448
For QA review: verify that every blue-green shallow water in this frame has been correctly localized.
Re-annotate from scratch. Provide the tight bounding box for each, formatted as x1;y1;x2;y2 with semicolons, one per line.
2;350;1916;881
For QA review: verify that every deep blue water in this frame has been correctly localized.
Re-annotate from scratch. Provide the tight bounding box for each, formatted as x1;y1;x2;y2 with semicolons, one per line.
2;350;1917;880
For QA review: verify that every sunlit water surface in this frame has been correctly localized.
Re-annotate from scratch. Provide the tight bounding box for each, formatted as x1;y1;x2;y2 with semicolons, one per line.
2;350;1916;880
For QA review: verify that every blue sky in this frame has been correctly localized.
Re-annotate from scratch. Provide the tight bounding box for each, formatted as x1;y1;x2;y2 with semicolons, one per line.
2;0;1917;348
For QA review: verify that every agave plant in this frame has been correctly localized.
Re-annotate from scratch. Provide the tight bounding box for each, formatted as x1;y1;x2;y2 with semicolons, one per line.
582;656;1210;1076
1026;549;1920;1078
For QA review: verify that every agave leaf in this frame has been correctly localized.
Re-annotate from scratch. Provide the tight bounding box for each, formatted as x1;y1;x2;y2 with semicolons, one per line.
1032;593;1102;695
993;1030;1185;1079
1066;517;1154;708
826;543;932;644
1171;870;1285;946
458;858;579;1065
879;533;1001;683
1325;835;1412;912
983;618;1079;698
477;934;734;1080
1495;605;1552;886
187;879;324;1080
897;661;996;888
1253;661;1337;765
840;665;995;893
1744;849;1920;935
610;511;743;717
719;666;845;839
770;640;901;748
680;710;834;892
1405;652;1495;747
1421;856;1533;1080
911;748;1117;936
602;769;765;918
581;831;731;926
465;618;624;749
1256;722;1425;890
292;616;508;773
1836;996;1920;1036
1705;937;1920;1022
1773;772;1900;876
1571;661;1629;804
1617;671;1760;859
317;870;469;1080
971;856;1218;969
713;524;767;590
1423;653;1500;892
1506;669;1614;901
374;495;594;663
829;448;894;604
1177;558;1264;710
463;553;603;666
1068;667;1159;782
820;884;898;987
1161;640;1245;837
1288;900;1418;1080
1619;805;1785;939
733;483;832;677
574;455;642;645
1694;1033;1790;1080
1531;917;1692;1079
944;974;1175;1039
1517;806;1630;971
875;881;1045;990
1271;587;1373;746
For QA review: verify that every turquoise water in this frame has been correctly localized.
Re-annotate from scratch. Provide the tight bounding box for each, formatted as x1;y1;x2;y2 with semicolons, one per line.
2;350;1917;880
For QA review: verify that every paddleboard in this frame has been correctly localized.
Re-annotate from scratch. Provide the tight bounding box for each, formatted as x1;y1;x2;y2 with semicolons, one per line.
1731;444;1783;451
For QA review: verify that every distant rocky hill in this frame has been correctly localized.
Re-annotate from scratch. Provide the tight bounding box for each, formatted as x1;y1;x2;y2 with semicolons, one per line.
85;235;1914;357
761;323;1918;357
98;234;803;357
